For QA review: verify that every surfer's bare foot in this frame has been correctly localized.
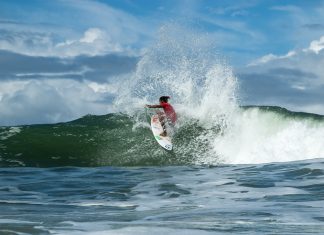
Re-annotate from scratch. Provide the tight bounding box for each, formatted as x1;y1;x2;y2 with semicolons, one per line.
160;131;167;137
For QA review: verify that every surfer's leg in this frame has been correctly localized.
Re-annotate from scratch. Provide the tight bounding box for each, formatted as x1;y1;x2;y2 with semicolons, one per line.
160;122;167;136
160;119;174;137
157;112;167;136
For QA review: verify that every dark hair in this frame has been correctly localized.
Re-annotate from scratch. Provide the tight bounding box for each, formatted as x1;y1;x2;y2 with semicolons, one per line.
159;96;170;102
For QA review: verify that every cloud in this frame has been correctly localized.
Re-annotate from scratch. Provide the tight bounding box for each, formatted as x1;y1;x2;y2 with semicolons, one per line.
0;29;52;56
54;28;124;57
0;0;154;58
2;0;324;124
0;50;138;82
247;35;324;70
304;36;324;54
238;35;324;114
267;3;324;55
0;79;120;126
248;51;296;66
0;27;129;58
53;0;154;49
80;28;103;43
0;81;73;125
0;49;138;126
0;0;152;126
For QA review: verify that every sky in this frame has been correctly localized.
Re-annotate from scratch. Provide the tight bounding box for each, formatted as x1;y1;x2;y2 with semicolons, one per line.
1;0;324;125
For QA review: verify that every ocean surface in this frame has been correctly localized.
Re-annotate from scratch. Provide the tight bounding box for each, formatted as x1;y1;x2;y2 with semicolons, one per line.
1;26;324;234
1;106;324;234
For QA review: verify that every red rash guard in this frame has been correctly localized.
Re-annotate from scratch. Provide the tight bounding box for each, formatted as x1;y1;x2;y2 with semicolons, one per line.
161;102;177;124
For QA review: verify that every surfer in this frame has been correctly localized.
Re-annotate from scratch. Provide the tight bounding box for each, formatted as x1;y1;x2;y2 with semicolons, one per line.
146;96;177;137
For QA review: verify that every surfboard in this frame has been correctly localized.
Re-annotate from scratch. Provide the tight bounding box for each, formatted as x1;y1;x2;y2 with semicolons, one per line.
150;114;172;151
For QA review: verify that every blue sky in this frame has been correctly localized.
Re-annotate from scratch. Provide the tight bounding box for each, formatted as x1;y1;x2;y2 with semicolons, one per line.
1;0;324;125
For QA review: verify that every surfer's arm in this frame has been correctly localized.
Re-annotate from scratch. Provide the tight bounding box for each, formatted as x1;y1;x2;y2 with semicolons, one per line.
146;104;163;108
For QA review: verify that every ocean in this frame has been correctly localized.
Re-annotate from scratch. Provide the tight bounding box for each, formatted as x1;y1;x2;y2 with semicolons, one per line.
1;107;324;234
1;26;324;234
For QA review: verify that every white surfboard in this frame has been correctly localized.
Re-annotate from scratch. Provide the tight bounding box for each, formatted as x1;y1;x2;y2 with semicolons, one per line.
150;114;172;151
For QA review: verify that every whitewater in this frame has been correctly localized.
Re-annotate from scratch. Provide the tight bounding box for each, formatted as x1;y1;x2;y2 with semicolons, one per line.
1;26;324;234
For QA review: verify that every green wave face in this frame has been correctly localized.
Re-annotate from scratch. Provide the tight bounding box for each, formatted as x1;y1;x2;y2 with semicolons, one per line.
1;106;324;167
0;113;208;167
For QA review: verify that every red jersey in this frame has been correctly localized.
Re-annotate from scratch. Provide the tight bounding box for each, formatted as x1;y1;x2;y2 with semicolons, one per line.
161;102;177;124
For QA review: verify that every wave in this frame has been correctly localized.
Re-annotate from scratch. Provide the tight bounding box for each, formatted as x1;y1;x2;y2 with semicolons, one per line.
2;25;323;167
1;106;323;167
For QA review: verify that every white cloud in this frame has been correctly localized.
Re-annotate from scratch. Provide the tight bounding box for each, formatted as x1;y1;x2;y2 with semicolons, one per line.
304;36;324;54
80;28;103;43
88;82;119;94
54;28;123;57
0;31;52;56
291;84;306;91
56;0;153;48
15;66;92;78
0;0;153;58
0;79;117;125
248;36;324;67
239;35;324;115
0;27;125;58
248;50;296;66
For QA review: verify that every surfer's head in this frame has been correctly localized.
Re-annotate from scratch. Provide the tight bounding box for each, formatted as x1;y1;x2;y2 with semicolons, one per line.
159;96;170;103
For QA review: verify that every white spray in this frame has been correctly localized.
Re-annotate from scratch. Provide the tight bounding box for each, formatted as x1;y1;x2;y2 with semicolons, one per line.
115;24;324;165
115;24;238;124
